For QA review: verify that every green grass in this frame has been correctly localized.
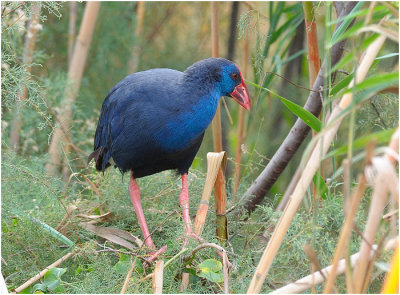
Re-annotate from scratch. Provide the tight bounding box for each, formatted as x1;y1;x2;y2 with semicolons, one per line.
2;150;390;294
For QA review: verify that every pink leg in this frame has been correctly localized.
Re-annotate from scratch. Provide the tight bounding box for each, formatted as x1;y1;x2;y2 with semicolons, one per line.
179;174;192;236
179;174;203;247
129;172;155;249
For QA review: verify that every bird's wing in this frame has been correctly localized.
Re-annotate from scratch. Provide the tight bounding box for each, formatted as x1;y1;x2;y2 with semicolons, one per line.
91;69;183;172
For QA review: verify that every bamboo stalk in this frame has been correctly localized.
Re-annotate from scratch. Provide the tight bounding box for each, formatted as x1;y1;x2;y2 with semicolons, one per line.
270;238;398;294
303;1;321;203
247;33;387;295
14;251;74;293
128;1;145;73
62;1;78;182
9;2;41;151
152;260;164;294
233;24;250;194
210;3;227;238
68;2;77;65
303;1;321;88
46;2;100;176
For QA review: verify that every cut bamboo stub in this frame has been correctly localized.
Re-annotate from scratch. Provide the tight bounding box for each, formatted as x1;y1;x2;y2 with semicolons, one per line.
247;30;387;295
152;260;164;294
270;238;398;294
194;151;227;236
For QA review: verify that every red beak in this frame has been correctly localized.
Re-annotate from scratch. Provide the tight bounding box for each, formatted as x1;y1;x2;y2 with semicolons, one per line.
230;75;251;111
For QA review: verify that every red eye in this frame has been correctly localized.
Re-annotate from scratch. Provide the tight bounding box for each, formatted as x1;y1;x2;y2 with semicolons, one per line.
231;73;238;80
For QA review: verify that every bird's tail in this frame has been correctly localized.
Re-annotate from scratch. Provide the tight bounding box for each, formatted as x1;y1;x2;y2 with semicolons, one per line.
87;146;110;171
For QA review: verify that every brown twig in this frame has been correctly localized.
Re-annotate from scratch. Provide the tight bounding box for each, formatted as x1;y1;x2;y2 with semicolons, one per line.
120;256;138;294
14;251;74;293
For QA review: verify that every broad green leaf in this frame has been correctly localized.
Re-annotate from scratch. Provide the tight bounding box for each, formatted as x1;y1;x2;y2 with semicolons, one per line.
197;259;224;283
114;252;132;274
19;286;33;294
114;251;143;275
248;81;322;132
33;267;66;293
330;73;354;97
326;128;395;158
44;267;66;291
313;172;329;200
344;72;399;95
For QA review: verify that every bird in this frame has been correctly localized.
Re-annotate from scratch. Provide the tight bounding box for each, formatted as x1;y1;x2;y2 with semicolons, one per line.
88;57;250;262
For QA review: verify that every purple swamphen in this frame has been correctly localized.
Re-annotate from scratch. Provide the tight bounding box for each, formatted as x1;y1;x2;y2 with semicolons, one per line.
88;58;250;262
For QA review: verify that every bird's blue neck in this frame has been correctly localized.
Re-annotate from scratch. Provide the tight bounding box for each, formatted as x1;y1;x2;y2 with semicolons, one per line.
156;90;221;152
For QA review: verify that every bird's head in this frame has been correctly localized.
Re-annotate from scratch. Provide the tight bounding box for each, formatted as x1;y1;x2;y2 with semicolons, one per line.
218;62;251;111
184;58;251;111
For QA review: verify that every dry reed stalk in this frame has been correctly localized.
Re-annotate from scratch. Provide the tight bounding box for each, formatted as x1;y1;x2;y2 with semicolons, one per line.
46;2;100;176
247;32;387;295
9;2;41;151
322;174;367;293
56;204;77;231
128;1;145;73
14;251;74;293
233;25;250;194
323;142;376;293
194;152;226;236
269;237;398;294
152;260;164;294
353;137;399;292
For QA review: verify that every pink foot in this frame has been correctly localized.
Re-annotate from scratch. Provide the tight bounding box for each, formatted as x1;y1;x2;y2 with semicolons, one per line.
143;245;167;266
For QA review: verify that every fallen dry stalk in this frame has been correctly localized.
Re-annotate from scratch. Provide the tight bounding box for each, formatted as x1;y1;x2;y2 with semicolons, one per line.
270;237;398;294
80;222;143;250
14;251;74;293
247;32;387;295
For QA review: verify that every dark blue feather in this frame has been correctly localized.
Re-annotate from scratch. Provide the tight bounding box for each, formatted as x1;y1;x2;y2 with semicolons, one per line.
89;58;242;178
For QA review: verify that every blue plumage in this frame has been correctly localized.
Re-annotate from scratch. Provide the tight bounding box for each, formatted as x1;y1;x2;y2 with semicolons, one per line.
88;58;248;178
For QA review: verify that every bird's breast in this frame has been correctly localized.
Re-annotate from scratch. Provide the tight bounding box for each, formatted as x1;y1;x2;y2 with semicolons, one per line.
154;92;220;153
